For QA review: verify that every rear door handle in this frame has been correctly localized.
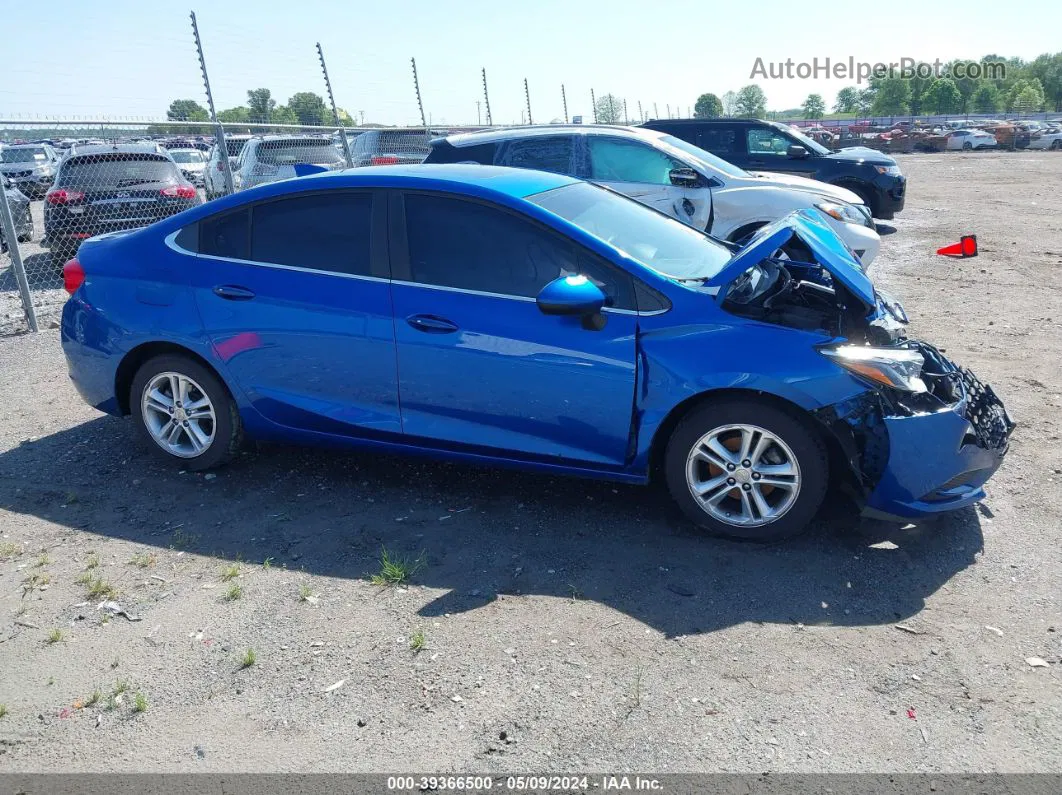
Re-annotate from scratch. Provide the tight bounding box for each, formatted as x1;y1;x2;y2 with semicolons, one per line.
213;285;256;301
406;314;458;334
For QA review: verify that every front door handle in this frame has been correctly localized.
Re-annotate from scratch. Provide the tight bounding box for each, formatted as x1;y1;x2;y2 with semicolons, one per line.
213;285;256;301
406;314;458;334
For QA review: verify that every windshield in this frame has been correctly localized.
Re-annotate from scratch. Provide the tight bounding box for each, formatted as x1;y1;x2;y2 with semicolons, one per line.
774;124;831;155
169;150;203;164
256;140;344;165
529;181;732;281
657;135;749;179
1;147;47;163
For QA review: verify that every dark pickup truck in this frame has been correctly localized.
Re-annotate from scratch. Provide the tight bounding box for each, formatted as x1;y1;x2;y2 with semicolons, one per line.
641;118;906;220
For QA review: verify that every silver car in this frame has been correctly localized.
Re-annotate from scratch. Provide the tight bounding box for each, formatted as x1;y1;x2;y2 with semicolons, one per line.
0;177;34;249
0;143;60;199
233;135;346;190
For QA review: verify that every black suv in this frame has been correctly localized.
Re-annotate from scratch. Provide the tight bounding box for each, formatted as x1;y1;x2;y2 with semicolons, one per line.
641;118;906;219
45;144;201;263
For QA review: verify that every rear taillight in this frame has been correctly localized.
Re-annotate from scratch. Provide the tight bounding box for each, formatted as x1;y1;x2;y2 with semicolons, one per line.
161;184;197;199
370;155;400;166
63;258;85;295
46;189;85;205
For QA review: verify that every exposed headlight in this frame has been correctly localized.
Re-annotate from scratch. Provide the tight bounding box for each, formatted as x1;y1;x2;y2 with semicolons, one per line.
874;164;902;176
815;201;868;226
821;345;927;393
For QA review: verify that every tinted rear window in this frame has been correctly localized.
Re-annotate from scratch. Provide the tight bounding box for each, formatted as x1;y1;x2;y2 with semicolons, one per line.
372;132;430;154
58;155;178;189
255;140;343;165
200;209;250;260
503;137;573;174
225;139;248;157
426;141;496;165
250;193;372;275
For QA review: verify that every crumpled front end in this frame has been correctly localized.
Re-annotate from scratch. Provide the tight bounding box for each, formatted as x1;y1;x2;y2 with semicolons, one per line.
816;342;1014;521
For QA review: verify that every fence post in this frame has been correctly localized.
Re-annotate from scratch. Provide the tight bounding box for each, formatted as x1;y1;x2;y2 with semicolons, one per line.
411;58;428;130
482;68;493;126
561;85;568;123
524;78;533;125
638;100;644;123
591;89;598;123
317;43;353;168
0;184;38;333
190;12;234;196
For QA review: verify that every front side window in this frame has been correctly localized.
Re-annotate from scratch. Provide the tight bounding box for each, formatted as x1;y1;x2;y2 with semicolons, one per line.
746;128;792;156
403;194;635;308
588;138;681;185
502;137;574;174
250;193;372;275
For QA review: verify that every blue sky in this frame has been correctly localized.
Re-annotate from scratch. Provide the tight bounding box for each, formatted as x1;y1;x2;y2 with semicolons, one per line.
3;0;1060;125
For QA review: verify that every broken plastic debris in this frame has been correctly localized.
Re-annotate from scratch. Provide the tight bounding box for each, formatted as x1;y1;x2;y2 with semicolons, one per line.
451;695;463;702
1025;657;1049;668
906;708;917;720
984;626;1004;637
97;601;141;621
895;624;921;634
323;679;345;693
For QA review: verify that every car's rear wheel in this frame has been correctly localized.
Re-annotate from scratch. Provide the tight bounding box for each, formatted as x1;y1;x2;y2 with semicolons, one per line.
962;141;973;151
1052;139;1062;151
130;354;241;470
664;399;828;542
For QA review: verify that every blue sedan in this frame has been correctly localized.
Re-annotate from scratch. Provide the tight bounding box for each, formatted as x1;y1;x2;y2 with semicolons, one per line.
60;165;1013;541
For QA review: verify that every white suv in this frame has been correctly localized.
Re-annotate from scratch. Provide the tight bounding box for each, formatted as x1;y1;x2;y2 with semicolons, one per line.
232;135;346;191
425;126;881;265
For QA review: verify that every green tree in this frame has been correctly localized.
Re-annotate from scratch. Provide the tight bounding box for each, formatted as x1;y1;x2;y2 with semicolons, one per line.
594;94;623;123
694;93;723;118
971;83;1001;112
217;106;250;123
246;89;276;123
801;94;825;119
1006;78;1045;112
286;92;332;126
870;77;911;115
856;88;875;114
925;78;962;113
833;86;860;113
271;105;298;126
733;85;767;118
1027;52;1062;111
947;61;981;112
166;99;208;121
721;91;737;117
907;68;936;115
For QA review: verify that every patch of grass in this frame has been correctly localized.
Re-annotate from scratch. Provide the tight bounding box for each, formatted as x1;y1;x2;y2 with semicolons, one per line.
0;542;22;559
74;571;94;585
239;648;256;668
23;572;51;591
46;628;64;645
133;692;148;713
262;558;273;571
47;677;54;686
225;582;242;601
113;679;129;695
130;552;156;569
85;553;101;570
105;694;118;712
370;547;425;587
0;704;8;718
85;577;117;600
410;629;426;652
34;553;51;568
85;689;101;708
220;563;240;582
14;604;27;617
110;658;120;670
170;528;199;551
298;583;314;602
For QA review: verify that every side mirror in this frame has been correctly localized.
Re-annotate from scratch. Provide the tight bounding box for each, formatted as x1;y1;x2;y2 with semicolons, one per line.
787;145;809;159
536;275;606;318
668;167;700;188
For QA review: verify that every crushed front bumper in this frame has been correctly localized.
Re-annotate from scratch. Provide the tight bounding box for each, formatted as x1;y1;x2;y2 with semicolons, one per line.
818;343;1014;521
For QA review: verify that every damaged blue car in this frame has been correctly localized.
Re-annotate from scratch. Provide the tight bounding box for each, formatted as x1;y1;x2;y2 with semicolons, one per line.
60;165;1013;541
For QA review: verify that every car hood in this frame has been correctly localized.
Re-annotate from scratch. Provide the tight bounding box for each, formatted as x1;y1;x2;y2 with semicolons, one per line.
0;160;50;172
828;147;897;166
746;171;862;205
706;209;876;310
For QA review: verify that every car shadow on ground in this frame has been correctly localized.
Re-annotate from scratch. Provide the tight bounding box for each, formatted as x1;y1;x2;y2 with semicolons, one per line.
0;253;60;293
875;223;897;236
0;415;983;637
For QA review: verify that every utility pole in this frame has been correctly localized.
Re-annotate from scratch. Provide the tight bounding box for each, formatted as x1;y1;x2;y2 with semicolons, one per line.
623;99;629;125
411;58;428;131
317;42;352;167
476;101;481;126
591;88;598;123
608;94;616;124
561;84;568;124
481;68;493;126
359;110;365;126
638;100;644;123
524;78;533;125
666;103;671;119
653;102;659;119
190;11;232;195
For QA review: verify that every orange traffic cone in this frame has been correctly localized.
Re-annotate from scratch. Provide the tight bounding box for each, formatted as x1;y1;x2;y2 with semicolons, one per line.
937;235;978;257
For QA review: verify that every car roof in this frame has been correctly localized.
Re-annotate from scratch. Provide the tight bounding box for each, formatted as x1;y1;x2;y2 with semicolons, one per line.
441;124;665;147
3;143;49;149
68;143;164;156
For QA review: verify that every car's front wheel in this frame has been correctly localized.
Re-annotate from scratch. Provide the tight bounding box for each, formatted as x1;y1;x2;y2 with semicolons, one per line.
130;354;241;470
664;399;828;541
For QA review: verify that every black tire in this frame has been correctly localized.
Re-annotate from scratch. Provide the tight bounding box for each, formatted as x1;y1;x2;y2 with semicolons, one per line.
1052;140;1062;151
962;141;973;151
664;398;829;542
130;354;242;471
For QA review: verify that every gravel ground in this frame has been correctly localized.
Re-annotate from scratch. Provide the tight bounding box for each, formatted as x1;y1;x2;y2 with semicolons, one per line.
0;152;1060;773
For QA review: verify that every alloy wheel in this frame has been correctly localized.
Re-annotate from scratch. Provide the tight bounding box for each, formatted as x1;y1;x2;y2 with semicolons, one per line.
140;372;216;458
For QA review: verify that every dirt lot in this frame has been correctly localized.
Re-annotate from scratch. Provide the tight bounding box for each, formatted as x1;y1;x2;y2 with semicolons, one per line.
0;152;1060;773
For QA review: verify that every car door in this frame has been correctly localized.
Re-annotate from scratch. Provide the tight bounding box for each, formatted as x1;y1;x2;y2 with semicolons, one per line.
187;190;400;436
584;136;711;230
389;191;638;467
744;126;818;177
